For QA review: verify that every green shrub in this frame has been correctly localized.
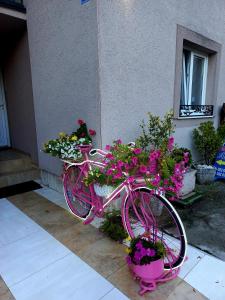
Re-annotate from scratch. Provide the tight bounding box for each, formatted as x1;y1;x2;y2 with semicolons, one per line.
136;111;175;151
193;121;223;165
99;210;128;242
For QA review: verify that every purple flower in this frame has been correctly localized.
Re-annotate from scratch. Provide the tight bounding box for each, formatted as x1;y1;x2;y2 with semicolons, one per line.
136;241;143;250
126;256;132;265
134;252;141;264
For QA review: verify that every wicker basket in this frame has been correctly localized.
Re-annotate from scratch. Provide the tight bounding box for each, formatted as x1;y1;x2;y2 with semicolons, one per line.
94;184;114;197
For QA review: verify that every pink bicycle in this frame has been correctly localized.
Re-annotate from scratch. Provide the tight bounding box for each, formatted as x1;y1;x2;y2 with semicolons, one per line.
62;144;187;271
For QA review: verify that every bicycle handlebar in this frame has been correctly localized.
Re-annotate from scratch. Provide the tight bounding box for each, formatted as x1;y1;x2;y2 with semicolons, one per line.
89;148;108;157
89;142;135;158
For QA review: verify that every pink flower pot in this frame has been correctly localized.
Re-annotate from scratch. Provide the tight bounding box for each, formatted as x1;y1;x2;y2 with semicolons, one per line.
131;259;164;281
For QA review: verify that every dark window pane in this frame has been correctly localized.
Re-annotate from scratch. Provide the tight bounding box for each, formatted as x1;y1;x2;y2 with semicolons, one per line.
191;55;205;105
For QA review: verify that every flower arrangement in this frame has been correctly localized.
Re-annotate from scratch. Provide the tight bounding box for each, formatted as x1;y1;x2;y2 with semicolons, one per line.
126;236;166;266
43;119;96;160
84;137;189;200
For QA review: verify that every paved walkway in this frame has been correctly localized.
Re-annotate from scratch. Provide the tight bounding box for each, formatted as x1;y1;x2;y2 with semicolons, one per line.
0;187;224;299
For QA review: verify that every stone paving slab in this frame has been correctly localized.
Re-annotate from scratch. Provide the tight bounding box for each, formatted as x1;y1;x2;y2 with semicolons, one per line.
7;191;210;299
0;276;15;300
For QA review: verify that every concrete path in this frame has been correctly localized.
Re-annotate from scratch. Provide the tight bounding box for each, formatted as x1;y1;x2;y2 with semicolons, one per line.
0;188;224;299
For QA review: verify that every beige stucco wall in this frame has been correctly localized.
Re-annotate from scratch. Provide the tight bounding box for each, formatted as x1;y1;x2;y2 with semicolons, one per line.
97;0;225;153
3;30;38;162
24;0;100;175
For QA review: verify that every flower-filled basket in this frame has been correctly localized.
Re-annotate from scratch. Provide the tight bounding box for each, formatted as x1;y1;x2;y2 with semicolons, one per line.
43;119;96;162
126;237;167;295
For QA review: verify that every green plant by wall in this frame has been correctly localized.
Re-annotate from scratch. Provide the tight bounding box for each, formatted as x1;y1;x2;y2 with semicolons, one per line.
99;210;128;242
136;111;175;151
193;121;224;165
218;123;225;141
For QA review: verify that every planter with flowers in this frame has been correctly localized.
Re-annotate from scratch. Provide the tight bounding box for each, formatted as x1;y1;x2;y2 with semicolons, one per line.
126;237;166;280
43;119;96;161
125;236;178;295
171;147;196;197
193;121;225;184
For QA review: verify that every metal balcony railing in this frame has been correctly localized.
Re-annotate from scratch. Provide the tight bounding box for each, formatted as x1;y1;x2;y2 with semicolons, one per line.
0;0;25;12
179;105;214;118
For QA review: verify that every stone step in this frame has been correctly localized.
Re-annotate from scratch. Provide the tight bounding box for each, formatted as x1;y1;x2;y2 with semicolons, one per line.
0;167;40;188
0;149;35;174
0;157;36;175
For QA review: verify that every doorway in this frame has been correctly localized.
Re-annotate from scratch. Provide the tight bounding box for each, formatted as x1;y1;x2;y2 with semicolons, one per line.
0;70;10;147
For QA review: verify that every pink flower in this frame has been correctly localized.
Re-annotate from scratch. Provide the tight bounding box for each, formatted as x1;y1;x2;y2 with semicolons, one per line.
124;163;130;170
113;172;123;180
116;139;122;144
105;145;111;151
133;148;142;155
106;169;113;176
106;153;114;160
131;157;138;166
117;160;124;168
152;174;161;186
77;119;85;125
168;136;174;151
149;150;161;162
128;176;135;183
139;165;147;174
89;129;96;136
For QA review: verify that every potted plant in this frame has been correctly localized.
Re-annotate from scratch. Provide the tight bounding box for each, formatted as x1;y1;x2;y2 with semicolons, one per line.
171;147;196;196
126;236;166;282
43;119;96;161
83;168;117;197
193;121;224;184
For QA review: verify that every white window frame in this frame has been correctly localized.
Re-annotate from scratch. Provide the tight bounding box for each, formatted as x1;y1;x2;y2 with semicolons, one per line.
182;50;208;106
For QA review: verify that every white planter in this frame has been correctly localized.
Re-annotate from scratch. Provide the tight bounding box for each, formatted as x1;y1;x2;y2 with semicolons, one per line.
94;184;115;197
179;168;197;196
196;165;216;184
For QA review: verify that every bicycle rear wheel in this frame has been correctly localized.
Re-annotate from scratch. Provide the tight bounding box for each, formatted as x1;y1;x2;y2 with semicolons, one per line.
63;166;92;220
123;187;187;270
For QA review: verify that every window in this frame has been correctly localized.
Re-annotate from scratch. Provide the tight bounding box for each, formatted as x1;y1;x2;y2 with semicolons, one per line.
180;50;208;116
174;26;221;119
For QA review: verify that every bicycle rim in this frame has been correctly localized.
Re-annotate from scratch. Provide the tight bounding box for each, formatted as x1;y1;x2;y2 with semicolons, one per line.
123;187;187;270
63;166;92;219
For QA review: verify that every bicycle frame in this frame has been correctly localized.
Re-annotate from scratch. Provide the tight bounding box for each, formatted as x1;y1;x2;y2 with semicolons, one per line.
63;147;151;222
63;146;187;272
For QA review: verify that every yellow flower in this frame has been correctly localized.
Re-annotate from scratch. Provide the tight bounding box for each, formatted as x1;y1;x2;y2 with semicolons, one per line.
125;248;131;254
125;236;132;242
71;135;78;141
59;132;66;138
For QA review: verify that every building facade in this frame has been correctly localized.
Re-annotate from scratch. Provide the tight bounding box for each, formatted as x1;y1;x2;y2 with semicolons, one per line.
0;0;224;190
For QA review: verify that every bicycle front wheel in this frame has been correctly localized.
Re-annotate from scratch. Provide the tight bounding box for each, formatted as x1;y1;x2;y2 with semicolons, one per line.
123;187;187;270
63;166;92;220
